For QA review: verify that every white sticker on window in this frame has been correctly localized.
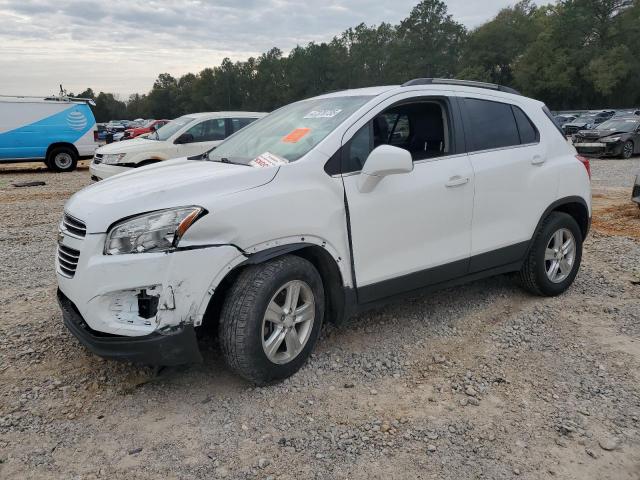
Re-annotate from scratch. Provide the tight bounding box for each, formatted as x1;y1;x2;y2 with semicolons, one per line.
303;108;343;119
249;151;289;168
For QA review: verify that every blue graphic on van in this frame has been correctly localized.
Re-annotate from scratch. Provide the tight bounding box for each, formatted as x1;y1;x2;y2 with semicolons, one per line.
0;104;95;160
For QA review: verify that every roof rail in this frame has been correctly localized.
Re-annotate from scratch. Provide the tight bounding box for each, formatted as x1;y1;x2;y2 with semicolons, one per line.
401;78;521;95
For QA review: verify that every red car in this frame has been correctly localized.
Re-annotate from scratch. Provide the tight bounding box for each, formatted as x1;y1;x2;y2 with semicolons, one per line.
122;119;169;140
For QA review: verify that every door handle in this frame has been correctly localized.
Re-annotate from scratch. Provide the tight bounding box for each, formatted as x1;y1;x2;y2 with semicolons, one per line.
445;175;470;188
531;155;546;165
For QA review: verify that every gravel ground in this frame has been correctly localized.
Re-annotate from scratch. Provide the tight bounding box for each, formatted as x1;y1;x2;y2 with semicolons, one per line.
0;158;639;479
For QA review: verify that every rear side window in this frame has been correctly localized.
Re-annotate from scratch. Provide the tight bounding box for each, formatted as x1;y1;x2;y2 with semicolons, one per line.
464;98;520;151
512;106;539;144
231;117;257;134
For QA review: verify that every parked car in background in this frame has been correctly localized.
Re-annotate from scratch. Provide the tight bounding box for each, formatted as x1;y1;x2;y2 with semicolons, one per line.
105;121;127;133
0;95;99;171
562;111;614;135
59;79;591;384
614;109;640;117
573;117;640;158
554;114;576;127
90;112;266;180
122;119;169;140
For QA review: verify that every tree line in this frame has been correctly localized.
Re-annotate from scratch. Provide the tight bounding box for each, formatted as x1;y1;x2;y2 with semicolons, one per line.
72;0;640;122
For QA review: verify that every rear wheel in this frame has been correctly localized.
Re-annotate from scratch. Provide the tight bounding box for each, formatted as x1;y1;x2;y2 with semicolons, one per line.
218;255;324;384
46;147;78;172
621;140;634;159
518;212;583;296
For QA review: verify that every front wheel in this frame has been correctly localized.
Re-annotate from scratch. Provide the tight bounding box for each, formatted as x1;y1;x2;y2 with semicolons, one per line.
219;255;324;384
518;212;583;296
621;140;634;159
46;147;78;172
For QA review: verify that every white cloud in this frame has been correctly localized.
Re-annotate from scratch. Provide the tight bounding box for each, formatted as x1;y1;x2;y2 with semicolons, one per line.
0;0;541;97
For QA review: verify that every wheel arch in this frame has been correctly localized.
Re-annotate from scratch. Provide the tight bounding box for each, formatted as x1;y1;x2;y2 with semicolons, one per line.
535;196;590;240
46;142;79;159
201;242;351;336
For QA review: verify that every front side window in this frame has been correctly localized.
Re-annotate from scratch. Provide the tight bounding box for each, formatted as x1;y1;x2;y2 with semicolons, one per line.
154;116;194;141
208;95;372;164
342;100;452;173
464;98;520;151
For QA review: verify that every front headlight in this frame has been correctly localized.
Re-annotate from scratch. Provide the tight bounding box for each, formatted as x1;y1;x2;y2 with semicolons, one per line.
105;206;206;255
603;136;621;143
102;153;127;165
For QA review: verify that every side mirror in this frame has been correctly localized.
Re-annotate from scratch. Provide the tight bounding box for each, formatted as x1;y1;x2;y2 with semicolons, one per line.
174;133;194;144
357;145;413;193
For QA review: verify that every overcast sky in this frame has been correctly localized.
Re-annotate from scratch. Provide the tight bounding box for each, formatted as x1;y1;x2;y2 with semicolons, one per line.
1;0;539;98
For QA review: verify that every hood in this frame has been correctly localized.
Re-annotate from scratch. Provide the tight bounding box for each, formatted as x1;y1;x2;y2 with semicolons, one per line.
65;158;278;233
95;137;164;154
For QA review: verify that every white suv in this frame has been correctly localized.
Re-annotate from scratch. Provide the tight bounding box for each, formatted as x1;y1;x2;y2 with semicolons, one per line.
57;79;591;384
90;111;266;180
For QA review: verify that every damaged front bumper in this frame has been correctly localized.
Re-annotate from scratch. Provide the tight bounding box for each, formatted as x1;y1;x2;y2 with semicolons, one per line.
56;229;245;364
573;141;623;157
58;289;202;365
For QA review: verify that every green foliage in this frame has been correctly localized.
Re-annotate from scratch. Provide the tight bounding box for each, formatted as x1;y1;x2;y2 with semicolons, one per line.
88;0;640;121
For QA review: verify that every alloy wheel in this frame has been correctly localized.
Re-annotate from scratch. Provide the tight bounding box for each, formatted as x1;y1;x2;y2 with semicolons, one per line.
544;228;576;283
262;280;315;364
623;141;633;159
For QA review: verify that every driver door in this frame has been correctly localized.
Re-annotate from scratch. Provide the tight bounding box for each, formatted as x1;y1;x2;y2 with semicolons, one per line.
341;95;474;303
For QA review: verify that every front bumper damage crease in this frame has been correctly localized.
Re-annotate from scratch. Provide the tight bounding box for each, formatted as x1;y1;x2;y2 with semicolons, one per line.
58;289;202;366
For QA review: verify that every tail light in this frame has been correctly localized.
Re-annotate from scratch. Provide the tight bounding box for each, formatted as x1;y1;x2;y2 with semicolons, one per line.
93;130;99;142
576;155;591;180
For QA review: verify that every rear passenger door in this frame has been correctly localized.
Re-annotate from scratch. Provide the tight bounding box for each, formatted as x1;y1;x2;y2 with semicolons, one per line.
460;96;558;272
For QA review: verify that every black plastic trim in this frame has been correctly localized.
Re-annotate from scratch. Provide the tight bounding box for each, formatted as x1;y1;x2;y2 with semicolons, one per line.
239;243;309;266
401;78;521;96
58;289;202;366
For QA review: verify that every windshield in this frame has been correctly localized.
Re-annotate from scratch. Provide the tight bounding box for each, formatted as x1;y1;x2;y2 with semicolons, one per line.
153;116;194;141
597;118;639;132
208;96;373;164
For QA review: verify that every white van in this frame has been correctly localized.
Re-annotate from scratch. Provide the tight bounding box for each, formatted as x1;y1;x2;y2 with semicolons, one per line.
0;95;99;172
90;112;266;180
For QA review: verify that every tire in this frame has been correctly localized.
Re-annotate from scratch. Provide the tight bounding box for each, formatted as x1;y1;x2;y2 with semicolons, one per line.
219;255;324;384
518;212;583;297
621;140;634;159
46;146;78;172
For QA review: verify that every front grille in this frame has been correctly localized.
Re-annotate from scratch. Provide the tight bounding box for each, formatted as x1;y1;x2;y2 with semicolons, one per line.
62;213;86;238
93;153;103;165
58;244;80;278
564;126;581;135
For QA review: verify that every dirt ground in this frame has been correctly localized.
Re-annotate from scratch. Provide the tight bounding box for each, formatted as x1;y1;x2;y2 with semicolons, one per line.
0;157;639;480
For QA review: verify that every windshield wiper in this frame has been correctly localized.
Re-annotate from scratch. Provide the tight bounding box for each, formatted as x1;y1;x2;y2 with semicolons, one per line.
213;157;249;166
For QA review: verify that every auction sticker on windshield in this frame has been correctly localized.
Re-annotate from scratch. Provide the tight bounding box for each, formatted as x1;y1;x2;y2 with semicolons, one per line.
282;128;311;143
304;109;342;119
250;152;289;168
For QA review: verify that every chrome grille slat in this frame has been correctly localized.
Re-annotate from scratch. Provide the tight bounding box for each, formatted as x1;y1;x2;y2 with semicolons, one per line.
57;244;81;278
62;213;86;238
58;245;80;259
